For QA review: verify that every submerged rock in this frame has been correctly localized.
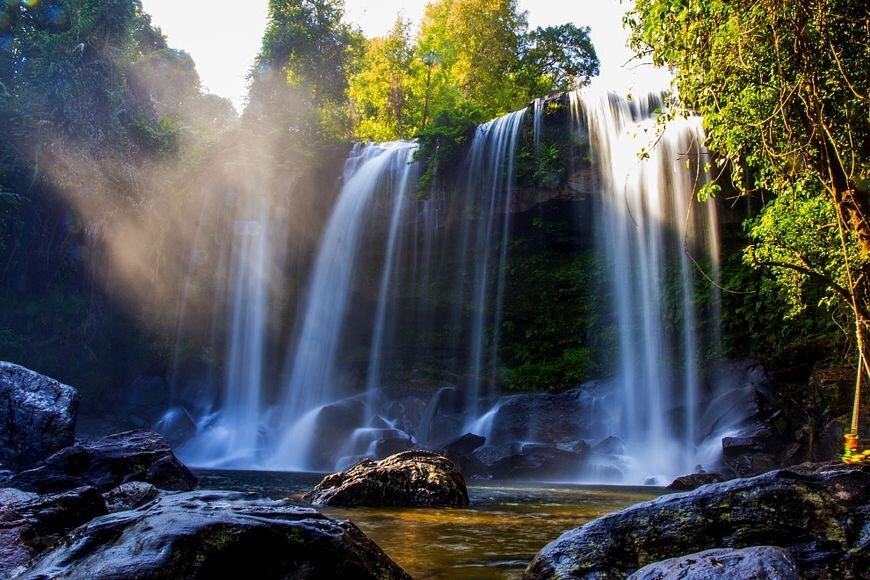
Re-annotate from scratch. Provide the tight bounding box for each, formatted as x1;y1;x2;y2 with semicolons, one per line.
18;490;411;579
0;362;79;472
8;430;197;494
305;450;470;507
525;463;868;579
666;471;725;491
629;546;801;580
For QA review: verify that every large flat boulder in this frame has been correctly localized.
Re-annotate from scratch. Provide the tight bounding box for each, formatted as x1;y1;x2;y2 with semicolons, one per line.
525;463;868;579
305;450;469;507
629;546;801;580
7;430;197;494
0;362;79;472
18;490;411;579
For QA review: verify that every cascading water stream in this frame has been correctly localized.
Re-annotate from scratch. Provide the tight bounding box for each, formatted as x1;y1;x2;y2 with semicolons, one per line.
170;92;739;482
460;109;527;420
572;90;721;480
178;197;274;468
269;141;418;470
364;149;420;410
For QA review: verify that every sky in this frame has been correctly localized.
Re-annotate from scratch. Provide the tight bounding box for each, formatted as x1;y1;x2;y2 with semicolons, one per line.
140;0;670;111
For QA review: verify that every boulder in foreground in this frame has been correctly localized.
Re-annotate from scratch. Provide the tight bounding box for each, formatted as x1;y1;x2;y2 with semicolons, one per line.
305;450;469;507
7;430;197;494
525;463;868;579
18;490;411;580
0;362;79;472
629;546;801;580
0;485;107;577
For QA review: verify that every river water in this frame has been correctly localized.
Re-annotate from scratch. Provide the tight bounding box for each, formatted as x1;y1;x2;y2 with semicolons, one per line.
196;469;663;579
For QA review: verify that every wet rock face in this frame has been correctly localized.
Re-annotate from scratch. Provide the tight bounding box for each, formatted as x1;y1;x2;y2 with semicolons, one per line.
524;463;869;579
7;430;197;494
0;506;39;577
628;546;801;580
0;362;79;472
18;490;411;580
0;485;107;577
305;450;470;507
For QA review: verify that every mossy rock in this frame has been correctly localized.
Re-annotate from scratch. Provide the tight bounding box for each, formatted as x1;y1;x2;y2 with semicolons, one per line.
305;450;469;507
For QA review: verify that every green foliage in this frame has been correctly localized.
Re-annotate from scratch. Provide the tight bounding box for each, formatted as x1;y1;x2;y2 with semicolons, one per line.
413;102;482;194
500;214;609;391
346;0;600;141
257;0;363;138
348;18;420;140
627;0;870;364
517;24;599;95
128;113;180;154
719;230;843;368
746;188;857;318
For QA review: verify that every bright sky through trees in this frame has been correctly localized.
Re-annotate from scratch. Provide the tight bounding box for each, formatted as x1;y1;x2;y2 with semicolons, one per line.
140;0;668;111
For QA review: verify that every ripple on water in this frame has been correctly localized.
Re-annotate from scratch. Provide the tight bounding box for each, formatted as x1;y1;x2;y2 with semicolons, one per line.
195;469;662;579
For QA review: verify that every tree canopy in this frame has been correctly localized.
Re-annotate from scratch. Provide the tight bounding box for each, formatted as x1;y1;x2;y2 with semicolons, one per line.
251;0;599;141
627;0;869;374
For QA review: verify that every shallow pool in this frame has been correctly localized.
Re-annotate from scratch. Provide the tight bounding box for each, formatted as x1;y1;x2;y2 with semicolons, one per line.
195;470;662;579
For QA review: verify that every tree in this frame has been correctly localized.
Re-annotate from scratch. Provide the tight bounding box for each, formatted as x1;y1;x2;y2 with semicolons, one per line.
256;0;362;138
347;0;600;141
418;0;526;119
626;0;869;394
517;24;599;94
348;18;421;140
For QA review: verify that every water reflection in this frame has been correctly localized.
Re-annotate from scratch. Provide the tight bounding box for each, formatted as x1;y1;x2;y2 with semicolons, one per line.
195;470;662;579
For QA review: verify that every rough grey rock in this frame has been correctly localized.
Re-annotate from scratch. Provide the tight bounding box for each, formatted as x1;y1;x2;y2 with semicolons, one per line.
440;433;489;478
525;463;869;579
305;450;469;507
0;506;39;578
9;485;107;540
8;430;197;494
0;487;38;505
485;383;613;446
307;398;367;470
629;546;801;580
103;481;159;513
0;362;79;472
489;443;588;480
0;486;107;576
666;472;725;491
18;490;411;579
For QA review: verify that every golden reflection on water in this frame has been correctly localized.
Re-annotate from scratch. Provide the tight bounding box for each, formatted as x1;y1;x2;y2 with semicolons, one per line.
320;485;661;579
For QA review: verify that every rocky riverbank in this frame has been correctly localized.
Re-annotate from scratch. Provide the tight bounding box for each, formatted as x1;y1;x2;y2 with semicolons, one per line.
3;361;866;579
525;462;869;579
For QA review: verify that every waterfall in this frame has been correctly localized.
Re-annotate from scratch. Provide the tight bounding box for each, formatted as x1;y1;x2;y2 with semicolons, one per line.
458;109;527;419
571;90;721;480
177;197;275;468
169;92;736;482
269;141;418;470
